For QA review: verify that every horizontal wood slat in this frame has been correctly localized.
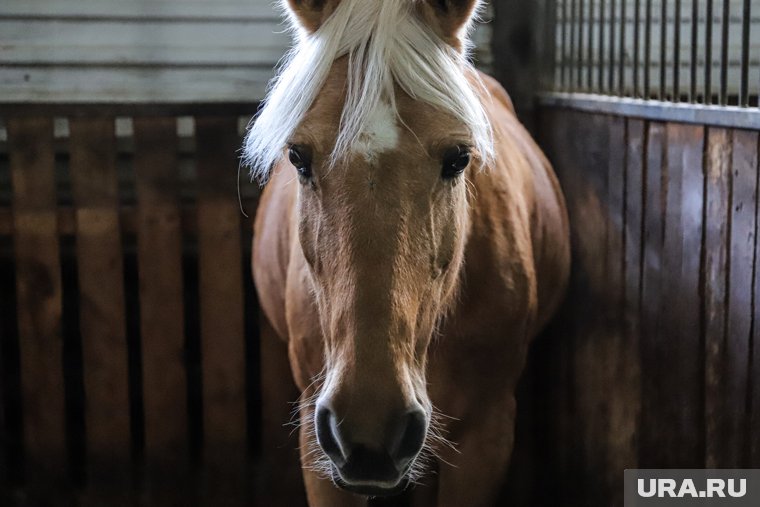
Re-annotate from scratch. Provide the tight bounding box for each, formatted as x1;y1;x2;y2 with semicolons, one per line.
0;0;278;21
0;20;288;66
0;67;274;104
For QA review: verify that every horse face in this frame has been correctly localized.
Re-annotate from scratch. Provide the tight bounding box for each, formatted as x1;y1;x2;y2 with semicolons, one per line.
289;60;472;495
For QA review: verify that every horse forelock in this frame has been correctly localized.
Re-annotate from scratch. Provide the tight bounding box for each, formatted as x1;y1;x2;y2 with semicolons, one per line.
243;0;493;183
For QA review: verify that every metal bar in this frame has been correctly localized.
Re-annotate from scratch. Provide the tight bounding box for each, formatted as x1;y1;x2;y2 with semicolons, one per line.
578;0;585;90
608;0;616;91
570;0;577;90
674;0;681;101
587;0;595;90
561;0;568;89
660;0;668;99
599;0;606;90
705;0;713;104
618;0;626;95
719;0;729;105
690;0;698;102
644;0;652;97
740;0;751;107
633;0;641;97
538;92;760;130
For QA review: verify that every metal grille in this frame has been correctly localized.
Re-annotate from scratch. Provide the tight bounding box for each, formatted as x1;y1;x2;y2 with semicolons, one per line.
552;0;760;107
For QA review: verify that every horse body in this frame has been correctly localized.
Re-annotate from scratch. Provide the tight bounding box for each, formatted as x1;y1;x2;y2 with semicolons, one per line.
249;1;569;505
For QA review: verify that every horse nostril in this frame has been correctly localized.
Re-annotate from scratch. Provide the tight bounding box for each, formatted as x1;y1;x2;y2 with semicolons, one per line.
315;404;346;467
392;409;427;465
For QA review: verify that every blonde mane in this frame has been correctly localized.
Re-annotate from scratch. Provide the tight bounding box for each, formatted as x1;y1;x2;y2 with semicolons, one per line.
243;0;493;181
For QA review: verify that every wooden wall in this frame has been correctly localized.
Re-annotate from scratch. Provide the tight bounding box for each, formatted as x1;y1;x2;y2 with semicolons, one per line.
0;110;311;507
503;106;760;506
0;0;290;103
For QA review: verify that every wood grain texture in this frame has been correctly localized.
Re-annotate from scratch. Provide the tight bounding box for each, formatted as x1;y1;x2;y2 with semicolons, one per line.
704;127;732;468
68;118;132;497
621;117;645;472
638;121;668;468
659;123;704;466
7;117;66;491
723;129;758;466
0;67;275;104
535;108;760;505
195;117;246;505
604;116;639;506
751;137;760;466
133;117;188;496
0;19;287;66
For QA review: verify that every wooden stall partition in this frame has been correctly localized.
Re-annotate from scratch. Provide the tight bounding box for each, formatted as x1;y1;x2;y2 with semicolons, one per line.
195;116;247;506
524;106;760;506
132;117;191;504
68;118;132;505
7;117;67;502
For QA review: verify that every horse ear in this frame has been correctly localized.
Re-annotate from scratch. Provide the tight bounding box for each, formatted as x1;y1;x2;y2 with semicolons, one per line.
417;0;481;47
283;0;340;33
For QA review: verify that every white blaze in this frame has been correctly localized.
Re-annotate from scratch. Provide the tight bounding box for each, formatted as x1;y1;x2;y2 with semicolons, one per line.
353;101;399;163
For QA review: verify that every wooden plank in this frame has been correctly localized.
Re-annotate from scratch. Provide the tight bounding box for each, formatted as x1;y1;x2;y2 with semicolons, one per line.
604;115;639;506
621;117;645;470
657;123;705;466
722;129;758;466
703;128;732;468
0;0;279;20
0;67;274;104
7;117;66;492
68;118;132;496
0;20;288;66
638;121;667;468
195;117;246;505
133;117;188;498
566;110;611;504
752;133;760;466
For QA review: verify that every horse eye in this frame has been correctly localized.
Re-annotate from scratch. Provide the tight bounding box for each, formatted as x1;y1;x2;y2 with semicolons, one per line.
441;146;471;179
288;145;312;179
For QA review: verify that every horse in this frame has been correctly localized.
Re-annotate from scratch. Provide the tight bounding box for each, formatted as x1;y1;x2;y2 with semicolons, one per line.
245;1;570;505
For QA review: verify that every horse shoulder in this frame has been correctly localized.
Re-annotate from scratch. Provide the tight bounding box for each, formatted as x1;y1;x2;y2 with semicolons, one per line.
478;72;571;335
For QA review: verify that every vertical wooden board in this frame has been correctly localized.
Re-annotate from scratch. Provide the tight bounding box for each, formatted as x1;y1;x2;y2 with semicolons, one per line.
752;132;760;466
658;123;705;466
68;118;132;496
621;117;645;469
722;129;758;467
703;128;732;468
133;118;188;480
676;123;707;466
8;118;66;491
639;121;667;468
605;115;639;505
567;110;611;505
195;116;246;505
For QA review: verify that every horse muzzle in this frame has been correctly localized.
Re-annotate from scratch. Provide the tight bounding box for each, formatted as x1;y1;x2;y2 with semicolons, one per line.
315;404;427;497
